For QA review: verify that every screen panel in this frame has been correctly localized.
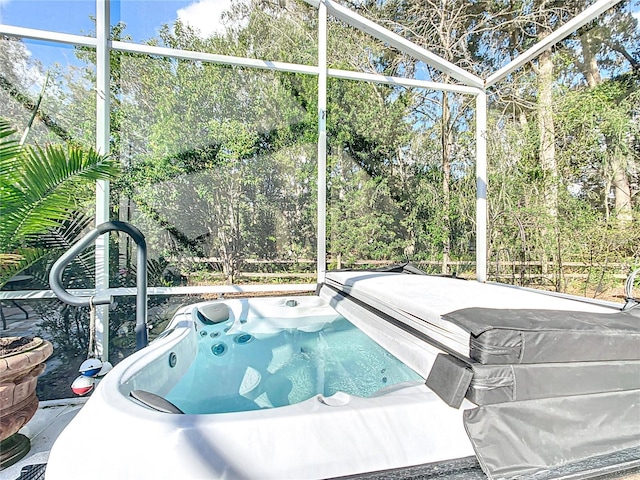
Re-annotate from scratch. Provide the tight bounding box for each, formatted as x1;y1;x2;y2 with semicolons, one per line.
114;52;319;287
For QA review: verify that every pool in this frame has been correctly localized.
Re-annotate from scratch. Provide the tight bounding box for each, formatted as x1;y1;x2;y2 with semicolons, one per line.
167;312;423;414
46;295;475;480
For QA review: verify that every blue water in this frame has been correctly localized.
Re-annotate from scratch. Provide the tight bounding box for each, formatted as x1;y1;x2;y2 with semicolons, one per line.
166;316;423;414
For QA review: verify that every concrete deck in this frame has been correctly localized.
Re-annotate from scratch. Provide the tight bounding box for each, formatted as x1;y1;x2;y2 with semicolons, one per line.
1;303;39;339
1;303;81;480
0;398;87;480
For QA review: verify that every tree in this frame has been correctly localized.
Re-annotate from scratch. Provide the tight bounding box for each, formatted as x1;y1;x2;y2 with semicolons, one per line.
350;0;487;272
566;5;640;225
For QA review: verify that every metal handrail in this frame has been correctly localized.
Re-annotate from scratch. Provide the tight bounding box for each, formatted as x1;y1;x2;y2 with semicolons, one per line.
624;267;640;310
49;221;148;350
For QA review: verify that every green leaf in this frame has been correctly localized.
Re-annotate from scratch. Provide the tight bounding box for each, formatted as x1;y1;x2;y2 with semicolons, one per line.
0;116;120;265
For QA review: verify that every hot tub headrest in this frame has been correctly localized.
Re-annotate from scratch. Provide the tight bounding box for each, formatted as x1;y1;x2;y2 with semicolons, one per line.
130;390;184;414
197;302;230;325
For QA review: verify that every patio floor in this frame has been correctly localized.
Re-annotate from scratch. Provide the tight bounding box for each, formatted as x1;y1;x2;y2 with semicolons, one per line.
0;398;87;480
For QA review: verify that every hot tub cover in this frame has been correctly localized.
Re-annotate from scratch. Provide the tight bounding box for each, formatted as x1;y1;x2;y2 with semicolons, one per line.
324;270;621;361
443;307;640;364
463;389;640;480
323;270;640;480
425;353;640;407
467;358;640;405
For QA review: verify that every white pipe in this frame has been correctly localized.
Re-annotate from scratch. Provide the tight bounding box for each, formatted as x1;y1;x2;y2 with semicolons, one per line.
0;24;97;47
328;69;482;95
486;0;623;87
95;0;111;361
317;2;328;285
0;25;480;95
112;41;320;75
475;92;487;282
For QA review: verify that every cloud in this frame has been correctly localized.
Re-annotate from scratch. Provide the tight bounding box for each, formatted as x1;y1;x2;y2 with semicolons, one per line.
176;0;233;37
0;0;11;22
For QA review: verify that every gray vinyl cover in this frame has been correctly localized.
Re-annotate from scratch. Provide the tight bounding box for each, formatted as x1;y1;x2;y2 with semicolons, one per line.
467;359;640;405
463;389;640;480
443;307;640;364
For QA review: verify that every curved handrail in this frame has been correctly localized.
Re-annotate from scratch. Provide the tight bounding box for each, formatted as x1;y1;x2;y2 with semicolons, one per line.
624;267;640;310
49;221;148;350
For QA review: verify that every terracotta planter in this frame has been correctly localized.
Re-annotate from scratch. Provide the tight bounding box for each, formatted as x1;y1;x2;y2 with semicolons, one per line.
0;336;53;469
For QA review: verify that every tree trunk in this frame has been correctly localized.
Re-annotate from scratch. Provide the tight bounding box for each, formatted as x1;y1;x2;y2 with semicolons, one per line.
579;36;633;225
610;155;633;224
537;49;558;221
580;35;602;88
213;187;240;285
441;92;452;275
536;47;558;280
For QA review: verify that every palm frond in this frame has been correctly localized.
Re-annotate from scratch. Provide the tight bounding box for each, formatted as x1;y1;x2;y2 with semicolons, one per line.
0;119;21;160
38;214;94;249
0;120;22;188
0;141;119;248
37;214;96;286
1;116;120;285
0;247;47;288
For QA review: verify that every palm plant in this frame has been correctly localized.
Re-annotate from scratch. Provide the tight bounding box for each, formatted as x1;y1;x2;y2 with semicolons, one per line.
0;118;119;287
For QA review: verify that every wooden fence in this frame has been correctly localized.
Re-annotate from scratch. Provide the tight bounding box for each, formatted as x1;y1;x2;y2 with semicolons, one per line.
172;257;637;282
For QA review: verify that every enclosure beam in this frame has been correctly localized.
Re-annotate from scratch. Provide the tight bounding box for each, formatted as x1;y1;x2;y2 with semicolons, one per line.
475;92;488;282
306;0;484;89
112;41;320;75
317;2;328;284
95;0;111;361
0;25;98;47
0;284;318;302
328;69;482;95
486;0;624;87
0;26;480;95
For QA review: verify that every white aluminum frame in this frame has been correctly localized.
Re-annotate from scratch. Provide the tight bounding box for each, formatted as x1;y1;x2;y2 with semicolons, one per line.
486;0;624;87
303;0;484;89
95;0;110;359
0;24;97;47
0;0;624;358
475;92;488;282
317;2;328;284
0;27;483;94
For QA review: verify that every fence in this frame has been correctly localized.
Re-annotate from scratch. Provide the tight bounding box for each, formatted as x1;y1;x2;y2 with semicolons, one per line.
172;257;637;288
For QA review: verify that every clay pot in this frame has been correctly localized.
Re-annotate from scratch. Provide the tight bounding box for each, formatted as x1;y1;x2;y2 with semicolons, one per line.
0;336;53;469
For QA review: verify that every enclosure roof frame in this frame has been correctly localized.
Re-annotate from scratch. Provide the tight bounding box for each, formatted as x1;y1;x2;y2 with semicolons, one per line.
3;0;623;94
0;25;481;95
303;0;485;89
486;0;625;87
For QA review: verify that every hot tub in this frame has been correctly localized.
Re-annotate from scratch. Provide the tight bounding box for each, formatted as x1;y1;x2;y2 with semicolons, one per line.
45;295;475;479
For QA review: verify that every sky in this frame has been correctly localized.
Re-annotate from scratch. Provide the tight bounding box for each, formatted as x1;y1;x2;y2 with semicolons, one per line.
0;0;233;66
3;0;639;37
1;0;639;69
0;0;232;39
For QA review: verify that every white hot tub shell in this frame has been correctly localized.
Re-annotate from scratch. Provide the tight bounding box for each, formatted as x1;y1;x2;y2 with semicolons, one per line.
45;295;476;480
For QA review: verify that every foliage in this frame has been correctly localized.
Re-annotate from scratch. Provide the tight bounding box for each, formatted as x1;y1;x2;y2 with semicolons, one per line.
0;119;119;286
556;74;640;218
329;172;405;265
2;0;638;299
